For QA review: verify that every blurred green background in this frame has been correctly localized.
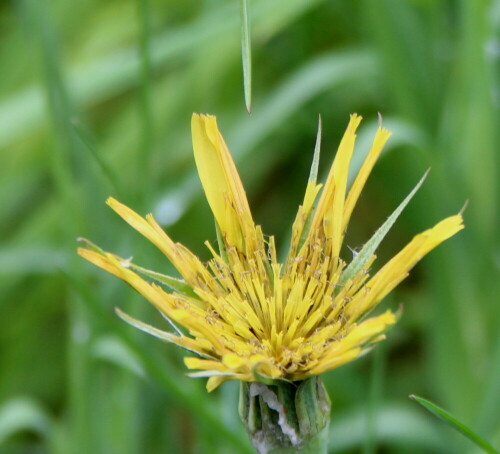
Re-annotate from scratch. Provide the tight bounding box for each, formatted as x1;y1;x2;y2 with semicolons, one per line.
0;0;499;453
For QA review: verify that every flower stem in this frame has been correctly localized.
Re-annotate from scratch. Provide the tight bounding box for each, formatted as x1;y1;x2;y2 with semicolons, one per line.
239;377;331;454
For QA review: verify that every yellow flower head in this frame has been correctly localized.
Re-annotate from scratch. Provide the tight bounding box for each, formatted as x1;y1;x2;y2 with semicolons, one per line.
78;114;463;392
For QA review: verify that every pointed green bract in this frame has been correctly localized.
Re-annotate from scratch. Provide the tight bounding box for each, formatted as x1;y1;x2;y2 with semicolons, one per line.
115;306;183;340
339;169;429;287
215;221;229;263
126;262;197;297
297;116;322;251
77;237;196;297
77;237;106;255
308;115;322;183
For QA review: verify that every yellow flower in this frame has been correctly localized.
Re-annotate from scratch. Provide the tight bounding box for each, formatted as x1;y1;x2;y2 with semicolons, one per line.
78;114;463;392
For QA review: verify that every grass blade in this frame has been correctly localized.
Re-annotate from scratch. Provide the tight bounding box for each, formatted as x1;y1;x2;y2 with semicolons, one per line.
309;114;322;183
410;395;499;454
241;0;252;112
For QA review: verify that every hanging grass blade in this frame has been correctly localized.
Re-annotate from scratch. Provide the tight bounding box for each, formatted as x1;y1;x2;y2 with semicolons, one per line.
240;0;252;113
410;395;499;454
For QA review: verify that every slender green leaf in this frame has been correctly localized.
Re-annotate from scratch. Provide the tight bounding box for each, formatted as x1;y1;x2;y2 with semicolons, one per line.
240;0;252;112
410;395;499;454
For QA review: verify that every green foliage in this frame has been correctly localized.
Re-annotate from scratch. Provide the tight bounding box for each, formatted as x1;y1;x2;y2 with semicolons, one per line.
0;0;498;453
240;0;252;113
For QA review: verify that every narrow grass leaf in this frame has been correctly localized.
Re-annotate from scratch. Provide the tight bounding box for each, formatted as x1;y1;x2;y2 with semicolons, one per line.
241;0;252;112
410;395;499;454
339;169;429;286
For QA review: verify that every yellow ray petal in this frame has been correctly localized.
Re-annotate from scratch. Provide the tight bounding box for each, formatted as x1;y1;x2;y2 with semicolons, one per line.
206;376;232;392
106;197;172;250
309;310;396;375
308;114;362;255
79;113;466;390
191;114;256;252
106;196;176;261
308;348;361;376
343;126;392;232
78;247;177;316
333;310;396;354
346;215;464;319
106;197;214;291
185;357;229;372
79;248;235;353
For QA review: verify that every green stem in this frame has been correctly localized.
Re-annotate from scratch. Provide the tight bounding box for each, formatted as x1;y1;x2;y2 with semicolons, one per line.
239;377;331;453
